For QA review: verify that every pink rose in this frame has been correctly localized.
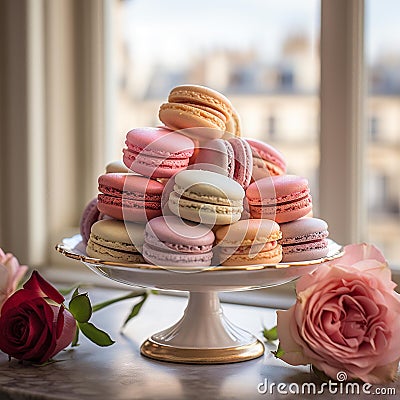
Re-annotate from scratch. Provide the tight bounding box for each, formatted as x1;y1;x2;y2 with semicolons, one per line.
0;248;28;312
277;243;400;384
0;271;76;363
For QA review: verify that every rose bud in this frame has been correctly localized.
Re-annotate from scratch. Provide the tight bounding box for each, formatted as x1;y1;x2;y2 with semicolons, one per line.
0;248;28;312
0;271;76;363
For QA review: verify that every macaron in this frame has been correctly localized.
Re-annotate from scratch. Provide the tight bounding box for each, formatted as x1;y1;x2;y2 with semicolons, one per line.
86;219;145;263
246;175;312;223
193;137;253;188
168;170;245;226
143;216;215;267
159;85;238;139
225;107;242;137
245;138;287;179
123;127;195;178
228;137;253;189
79;198;106;244
194;139;235;178
105;160;131;174
97;173;164;223
215;219;282;266
279;217;329;262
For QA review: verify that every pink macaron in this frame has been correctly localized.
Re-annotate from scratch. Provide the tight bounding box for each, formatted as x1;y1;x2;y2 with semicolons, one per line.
228;137;253;189
279;217;329;262
245;138;287;180
193;137;253;189
123;127;195;178
246;174;312;223
97;173;165;223
194;138;235;178
79;198;106;244
143;216;215;267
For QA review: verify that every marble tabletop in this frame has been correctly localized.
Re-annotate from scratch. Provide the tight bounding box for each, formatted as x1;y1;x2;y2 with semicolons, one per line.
0;288;398;400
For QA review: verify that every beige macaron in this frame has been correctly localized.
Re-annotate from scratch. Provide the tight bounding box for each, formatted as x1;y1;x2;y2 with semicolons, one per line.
159;85;241;139
168;169;245;226
215;219;282;266
105;160;131;174
86;219;145;263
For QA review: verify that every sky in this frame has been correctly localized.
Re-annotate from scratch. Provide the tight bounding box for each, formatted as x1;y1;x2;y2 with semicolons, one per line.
366;0;400;61
123;0;320;69
123;0;400;68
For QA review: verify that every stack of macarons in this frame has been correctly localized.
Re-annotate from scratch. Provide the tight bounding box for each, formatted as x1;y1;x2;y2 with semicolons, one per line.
79;83;330;268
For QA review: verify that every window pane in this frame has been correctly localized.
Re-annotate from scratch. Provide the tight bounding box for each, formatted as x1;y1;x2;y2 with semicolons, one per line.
366;0;400;265
110;0;320;201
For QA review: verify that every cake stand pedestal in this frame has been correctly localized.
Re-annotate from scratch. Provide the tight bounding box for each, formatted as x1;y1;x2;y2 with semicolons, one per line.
56;235;343;364
141;291;264;363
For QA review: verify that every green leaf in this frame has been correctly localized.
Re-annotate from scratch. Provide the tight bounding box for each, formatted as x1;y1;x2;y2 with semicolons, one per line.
311;365;331;382
271;344;285;359
122;293;148;329
263;325;278;342
92;290;147;313
69;293;92;323
58;284;81;297
72;287;80;299
78;322;115;347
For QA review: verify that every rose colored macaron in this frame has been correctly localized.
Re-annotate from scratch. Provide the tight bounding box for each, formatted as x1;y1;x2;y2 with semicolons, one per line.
246;175;312;223
193;137;253;189
123;127;195;178
228;137;253;189
97;173;164;223
168;170;245;226
245;138;287;179
80;198;106;244
194;138;235;178
279;217;329;262
86;219;146;263
143;216;215;267
158;85;240;139
215;219;282;266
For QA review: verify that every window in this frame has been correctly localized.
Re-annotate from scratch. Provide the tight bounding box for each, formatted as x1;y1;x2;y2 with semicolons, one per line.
1;1;399;285
368;115;379;141
366;0;400;265
109;0;321;215
267;115;276;140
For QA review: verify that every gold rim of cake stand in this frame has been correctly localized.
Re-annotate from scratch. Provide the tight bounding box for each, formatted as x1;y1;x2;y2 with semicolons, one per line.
140;338;265;364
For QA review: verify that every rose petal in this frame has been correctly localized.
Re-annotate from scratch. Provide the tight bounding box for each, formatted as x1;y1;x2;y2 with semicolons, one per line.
338;243;386;266
0;289;42;315
23;271;64;304
49;307;76;358
360;359;400;384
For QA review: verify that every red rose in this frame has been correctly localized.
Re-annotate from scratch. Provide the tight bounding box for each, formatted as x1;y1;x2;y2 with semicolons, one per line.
0;271;76;363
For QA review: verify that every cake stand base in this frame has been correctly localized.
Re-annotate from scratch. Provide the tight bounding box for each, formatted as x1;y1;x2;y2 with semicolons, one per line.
140;291;265;364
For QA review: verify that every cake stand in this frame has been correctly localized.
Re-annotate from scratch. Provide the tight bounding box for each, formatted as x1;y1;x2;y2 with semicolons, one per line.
56;235;343;364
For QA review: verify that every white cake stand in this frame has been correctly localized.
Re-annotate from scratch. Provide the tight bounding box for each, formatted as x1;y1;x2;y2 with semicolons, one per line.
56;235;343;364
